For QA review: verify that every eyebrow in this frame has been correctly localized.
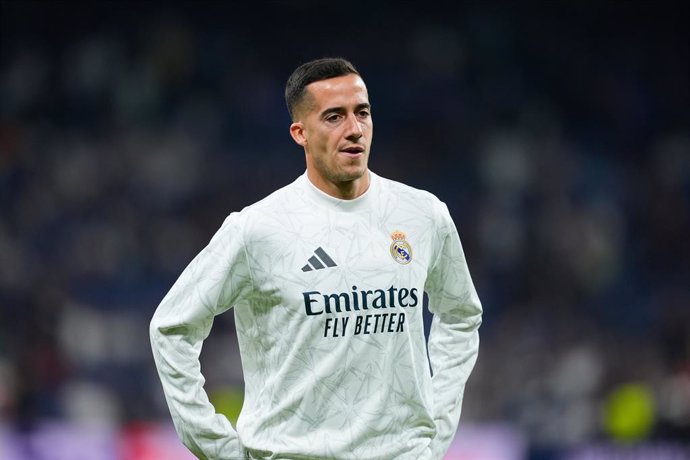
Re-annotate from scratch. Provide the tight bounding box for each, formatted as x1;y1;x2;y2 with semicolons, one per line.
320;103;371;118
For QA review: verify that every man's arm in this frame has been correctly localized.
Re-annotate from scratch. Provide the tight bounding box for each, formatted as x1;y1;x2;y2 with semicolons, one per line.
425;203;483;459
149;214;252;459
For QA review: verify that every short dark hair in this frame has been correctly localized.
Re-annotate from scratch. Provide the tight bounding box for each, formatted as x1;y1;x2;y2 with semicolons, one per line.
285;57;360;121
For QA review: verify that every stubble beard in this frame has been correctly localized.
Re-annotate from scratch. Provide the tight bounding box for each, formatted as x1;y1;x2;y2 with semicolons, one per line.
318;156;367;185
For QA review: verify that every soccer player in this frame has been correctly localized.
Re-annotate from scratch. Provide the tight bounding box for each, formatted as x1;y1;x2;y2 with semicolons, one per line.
150;57;482;459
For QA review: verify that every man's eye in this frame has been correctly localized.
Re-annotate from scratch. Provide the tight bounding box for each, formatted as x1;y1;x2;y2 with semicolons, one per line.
326;115;341;123
358;111;370;118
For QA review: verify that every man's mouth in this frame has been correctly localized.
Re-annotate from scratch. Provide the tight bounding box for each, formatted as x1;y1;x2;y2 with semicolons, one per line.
340;146;365;155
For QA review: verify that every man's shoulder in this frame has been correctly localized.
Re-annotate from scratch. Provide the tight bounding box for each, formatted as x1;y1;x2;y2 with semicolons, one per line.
219;174;309;236
236;175;304;215
374;172;445;210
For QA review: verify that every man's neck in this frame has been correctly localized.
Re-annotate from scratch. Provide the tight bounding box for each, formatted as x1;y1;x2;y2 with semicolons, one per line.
307;170;370;200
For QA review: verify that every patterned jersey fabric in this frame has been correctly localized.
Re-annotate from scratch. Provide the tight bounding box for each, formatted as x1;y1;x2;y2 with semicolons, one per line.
150;171;482;460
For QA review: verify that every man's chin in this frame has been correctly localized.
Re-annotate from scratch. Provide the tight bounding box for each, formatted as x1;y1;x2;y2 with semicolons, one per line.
333;168;367;183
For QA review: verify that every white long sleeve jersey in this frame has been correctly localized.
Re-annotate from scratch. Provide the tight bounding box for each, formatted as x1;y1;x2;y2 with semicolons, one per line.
150;171;482;460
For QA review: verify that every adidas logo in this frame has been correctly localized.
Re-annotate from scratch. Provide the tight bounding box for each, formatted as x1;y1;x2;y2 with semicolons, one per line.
301;247;337;272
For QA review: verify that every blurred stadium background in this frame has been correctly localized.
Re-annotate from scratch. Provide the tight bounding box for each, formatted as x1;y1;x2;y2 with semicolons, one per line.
1;1;688;459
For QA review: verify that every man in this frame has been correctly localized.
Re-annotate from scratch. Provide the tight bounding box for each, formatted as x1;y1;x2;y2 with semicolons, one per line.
150;57;482;460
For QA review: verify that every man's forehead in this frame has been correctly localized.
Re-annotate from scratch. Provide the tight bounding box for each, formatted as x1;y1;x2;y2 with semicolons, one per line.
294;74;368;120
306;74;369;102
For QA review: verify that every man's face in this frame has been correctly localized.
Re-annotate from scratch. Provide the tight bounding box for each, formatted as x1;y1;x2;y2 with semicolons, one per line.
290;74;373;195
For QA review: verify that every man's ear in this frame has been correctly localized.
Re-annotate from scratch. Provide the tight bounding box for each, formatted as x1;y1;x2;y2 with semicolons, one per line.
290;122;307;147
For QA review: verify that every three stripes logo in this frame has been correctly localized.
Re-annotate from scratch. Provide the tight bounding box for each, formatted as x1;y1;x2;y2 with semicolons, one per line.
301;247;337;272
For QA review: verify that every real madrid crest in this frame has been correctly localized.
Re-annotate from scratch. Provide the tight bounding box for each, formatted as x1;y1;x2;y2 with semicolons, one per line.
390;230;413;265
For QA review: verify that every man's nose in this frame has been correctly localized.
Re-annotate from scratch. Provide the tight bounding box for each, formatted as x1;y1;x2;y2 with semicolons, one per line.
345;114;364;139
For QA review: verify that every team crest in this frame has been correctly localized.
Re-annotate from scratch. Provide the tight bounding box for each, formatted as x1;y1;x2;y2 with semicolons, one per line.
390;230;413;265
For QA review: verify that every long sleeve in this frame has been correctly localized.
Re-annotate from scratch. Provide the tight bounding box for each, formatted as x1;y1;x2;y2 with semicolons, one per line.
425;203;483;459
149;214;253;459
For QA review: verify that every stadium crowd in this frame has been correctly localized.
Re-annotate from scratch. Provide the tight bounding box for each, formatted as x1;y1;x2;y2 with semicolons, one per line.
1;2;688;459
